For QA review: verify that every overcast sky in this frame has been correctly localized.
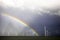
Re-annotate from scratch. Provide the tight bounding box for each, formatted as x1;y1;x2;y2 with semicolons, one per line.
0;0;60;36
0;0;60;15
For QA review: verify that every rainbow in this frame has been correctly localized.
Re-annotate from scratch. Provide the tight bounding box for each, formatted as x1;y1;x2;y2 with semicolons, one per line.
1;13;39;36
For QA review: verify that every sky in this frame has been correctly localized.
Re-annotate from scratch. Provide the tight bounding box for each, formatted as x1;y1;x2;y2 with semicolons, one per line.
0;0;60;16
0;0;60;36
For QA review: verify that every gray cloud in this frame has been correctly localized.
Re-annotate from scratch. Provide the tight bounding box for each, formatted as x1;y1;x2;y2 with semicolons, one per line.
0;0;60;36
